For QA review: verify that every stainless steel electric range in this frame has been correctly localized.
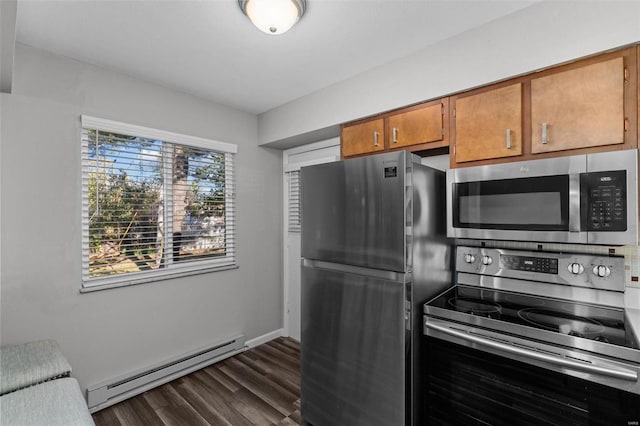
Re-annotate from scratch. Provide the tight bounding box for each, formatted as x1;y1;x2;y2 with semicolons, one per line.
423;246;640;425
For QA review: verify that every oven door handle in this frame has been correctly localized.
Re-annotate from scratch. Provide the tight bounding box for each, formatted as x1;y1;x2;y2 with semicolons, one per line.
426;322;638;382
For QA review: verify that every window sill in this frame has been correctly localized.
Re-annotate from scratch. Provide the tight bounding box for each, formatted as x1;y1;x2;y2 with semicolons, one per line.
80;263;238;293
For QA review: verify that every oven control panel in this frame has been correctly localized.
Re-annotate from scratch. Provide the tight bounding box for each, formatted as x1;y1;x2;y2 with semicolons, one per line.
500;255;558;274
456;247;625;292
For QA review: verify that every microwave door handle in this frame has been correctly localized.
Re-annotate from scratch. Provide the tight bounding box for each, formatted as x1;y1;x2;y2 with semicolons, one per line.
569;173;581;232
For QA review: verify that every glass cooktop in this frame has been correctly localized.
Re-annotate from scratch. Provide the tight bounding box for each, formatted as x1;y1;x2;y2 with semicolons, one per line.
426;285;639;350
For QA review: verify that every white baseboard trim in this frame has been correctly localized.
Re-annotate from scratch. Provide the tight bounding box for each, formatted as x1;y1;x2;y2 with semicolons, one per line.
245;328;284;348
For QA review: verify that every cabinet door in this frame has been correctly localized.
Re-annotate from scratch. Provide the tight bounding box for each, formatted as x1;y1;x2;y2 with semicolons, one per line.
388;102;444;149
531;57;624;154
341;119;385;158
454;83;523;163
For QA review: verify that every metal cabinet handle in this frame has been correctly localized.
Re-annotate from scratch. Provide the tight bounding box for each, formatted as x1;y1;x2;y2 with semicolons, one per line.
425;321;638;382
542;123;549;144
373;131;379;146
506;128;512;149
392;127;398;144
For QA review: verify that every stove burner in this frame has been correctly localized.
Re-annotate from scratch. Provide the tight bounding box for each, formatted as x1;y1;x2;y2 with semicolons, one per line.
517;308;606;337
448;297;502;318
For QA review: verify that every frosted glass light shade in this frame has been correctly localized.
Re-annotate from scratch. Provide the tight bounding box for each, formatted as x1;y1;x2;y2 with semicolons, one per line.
239;0;306;35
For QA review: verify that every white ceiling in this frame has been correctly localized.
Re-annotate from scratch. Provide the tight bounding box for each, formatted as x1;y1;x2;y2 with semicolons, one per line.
15;0;537;114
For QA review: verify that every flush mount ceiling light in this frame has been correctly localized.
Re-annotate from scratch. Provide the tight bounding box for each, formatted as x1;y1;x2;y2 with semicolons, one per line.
238;0;307;35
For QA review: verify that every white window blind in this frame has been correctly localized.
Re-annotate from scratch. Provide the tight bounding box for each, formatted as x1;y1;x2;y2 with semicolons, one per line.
287;170;301;232
81;116;237;290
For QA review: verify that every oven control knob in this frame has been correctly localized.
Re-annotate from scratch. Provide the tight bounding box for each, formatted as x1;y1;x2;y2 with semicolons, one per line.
567;263;584;275
592;265;611;278
464;254;476;264
481;255;493;266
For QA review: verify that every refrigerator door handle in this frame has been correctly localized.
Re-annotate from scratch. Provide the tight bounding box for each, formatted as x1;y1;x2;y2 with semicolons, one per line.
302;259;408;283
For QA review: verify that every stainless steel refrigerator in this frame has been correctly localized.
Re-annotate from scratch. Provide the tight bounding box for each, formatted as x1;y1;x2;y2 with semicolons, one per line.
300;151;451;426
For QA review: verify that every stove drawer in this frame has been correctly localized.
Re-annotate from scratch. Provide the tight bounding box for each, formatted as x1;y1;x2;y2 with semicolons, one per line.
423;335;640;425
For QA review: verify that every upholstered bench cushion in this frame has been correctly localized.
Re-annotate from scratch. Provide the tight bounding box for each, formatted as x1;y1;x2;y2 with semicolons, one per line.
0;340;72;395
0;377;95;426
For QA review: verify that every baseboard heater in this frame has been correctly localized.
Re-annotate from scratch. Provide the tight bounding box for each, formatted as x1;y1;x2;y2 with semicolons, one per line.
87;334;245;413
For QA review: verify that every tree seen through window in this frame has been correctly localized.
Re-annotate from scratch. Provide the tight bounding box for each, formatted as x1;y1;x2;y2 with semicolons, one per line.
85;129;230;278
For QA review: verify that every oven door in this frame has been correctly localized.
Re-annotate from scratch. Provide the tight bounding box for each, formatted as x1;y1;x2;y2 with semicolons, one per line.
423;317;640;425
447;154;587;244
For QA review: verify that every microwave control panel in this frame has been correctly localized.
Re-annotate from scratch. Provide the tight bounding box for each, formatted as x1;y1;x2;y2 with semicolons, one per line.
581;170;627;232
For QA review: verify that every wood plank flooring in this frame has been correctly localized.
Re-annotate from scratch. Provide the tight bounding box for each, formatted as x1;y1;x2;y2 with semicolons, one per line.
93;337;309;426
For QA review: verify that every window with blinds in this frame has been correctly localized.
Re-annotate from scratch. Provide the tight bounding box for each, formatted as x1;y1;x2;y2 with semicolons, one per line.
287;170;301;232
81;116;237;290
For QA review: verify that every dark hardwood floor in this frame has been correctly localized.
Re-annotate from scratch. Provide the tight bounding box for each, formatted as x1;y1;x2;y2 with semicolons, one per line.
93;337;309;426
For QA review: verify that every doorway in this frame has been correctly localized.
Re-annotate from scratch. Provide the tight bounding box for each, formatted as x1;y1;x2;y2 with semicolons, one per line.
282;139;340;340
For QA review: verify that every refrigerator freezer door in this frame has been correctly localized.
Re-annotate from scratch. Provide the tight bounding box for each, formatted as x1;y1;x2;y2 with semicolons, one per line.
301;151;407;272
301;264;408;426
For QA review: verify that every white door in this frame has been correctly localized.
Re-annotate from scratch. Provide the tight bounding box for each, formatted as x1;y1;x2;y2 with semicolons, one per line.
283;139;340;341
285;231;302;340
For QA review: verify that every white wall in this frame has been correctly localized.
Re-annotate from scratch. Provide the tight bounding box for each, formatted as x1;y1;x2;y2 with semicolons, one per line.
258;1;640;146
0;44;283;393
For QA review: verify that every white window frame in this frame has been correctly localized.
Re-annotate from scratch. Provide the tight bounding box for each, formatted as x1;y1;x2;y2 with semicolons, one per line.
80;115;238;292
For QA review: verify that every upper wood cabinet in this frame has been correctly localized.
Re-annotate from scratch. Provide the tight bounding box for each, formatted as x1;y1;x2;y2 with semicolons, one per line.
387;100;446;150
341;99;449;158
452;83;523;163
450;46;636;168
531;57;625;154
341;118;385;158
339;44;637;165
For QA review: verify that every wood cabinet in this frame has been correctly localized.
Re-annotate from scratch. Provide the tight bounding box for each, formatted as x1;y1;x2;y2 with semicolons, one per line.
387;100;447;150
531;57;625;154
341;118;385;157
452;83;523;163
450;46;636;168
638;45;640;150
341;99;448;158
339;44;637;165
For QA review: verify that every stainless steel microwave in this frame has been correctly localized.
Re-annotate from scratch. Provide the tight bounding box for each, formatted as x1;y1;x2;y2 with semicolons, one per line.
447;149;638;245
